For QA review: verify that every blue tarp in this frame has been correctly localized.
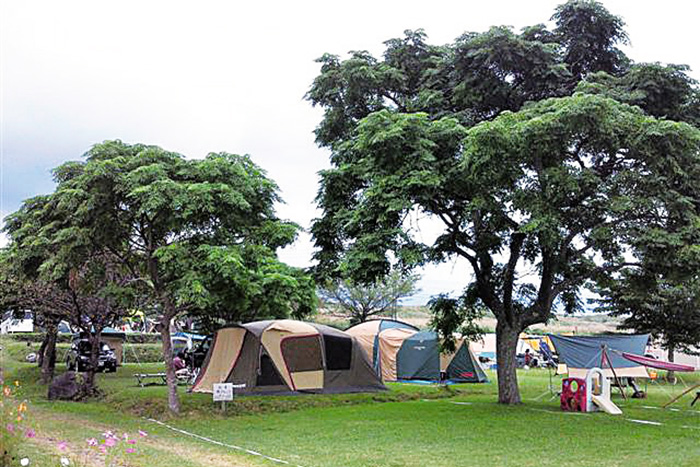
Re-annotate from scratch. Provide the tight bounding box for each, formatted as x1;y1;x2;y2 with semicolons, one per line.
549;334;649;369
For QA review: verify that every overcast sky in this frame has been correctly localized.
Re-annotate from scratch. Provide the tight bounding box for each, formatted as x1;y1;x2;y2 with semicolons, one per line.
2;0;699;305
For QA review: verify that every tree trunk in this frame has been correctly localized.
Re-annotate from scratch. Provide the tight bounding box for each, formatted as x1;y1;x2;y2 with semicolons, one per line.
159;314;180;414
37;333;49;368
40;322;58;384
666;344;677;384
495;321;522;404
84;329;102;393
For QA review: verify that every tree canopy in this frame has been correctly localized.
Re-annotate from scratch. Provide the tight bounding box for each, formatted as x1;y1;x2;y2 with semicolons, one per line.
306;0;700;403
4;140;316;412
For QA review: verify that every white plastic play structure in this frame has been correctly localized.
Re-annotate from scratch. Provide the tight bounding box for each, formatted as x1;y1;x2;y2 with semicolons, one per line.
585;367;622;415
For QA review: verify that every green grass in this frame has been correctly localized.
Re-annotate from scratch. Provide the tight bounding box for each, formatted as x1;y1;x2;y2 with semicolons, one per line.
2;336;700;467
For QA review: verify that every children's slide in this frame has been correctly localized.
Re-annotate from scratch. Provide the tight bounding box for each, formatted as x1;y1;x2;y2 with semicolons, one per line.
591;395;622;415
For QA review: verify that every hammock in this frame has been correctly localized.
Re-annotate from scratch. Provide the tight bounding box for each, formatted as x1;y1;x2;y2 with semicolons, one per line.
620;352;696;372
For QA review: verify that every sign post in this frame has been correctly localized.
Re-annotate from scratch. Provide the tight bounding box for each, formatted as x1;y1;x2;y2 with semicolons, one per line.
212;383;245;412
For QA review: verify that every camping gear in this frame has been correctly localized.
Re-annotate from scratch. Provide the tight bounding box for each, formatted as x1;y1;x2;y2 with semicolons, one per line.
549;334;650;379
346;319;488;383
192;320;385;395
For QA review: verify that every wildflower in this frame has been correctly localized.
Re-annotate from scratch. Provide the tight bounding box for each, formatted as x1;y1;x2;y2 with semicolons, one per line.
3;386;11;396
17;415;23;422
60;457;70;466
98;446;107;454
126;448;136;454
102;430;115;439
18;401;27;413
127;439;136;445
25;428;36;438
122;432;129;440
6;423;15;433
138;430;148;437
20;458;30;466
104;437;117;447
14;381;20;387
57;440;68;451
87;437;98;446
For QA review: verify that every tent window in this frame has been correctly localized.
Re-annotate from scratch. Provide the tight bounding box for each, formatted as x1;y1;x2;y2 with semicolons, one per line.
281;336;323;372
324;335;352;370
257;354;285;386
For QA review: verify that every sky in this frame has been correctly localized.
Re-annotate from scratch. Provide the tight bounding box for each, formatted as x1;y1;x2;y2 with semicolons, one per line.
2;0;699;305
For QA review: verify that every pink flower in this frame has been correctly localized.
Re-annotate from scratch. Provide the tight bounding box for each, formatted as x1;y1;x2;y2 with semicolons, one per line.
6;423;15;433
87;438;98;446
122;433;129;440
104;437;117;447
126;448;136;454
98;446;107;454
24;428;36;438
102;430;115;439
127;439;136;444
57;441;68;451
138;430;148;437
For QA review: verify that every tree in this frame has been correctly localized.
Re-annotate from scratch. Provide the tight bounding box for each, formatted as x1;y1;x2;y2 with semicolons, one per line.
319;271;419;324
551;0;629;82
39;140;314;413
4;198;141;392
306;1;700;404
308;92;700;403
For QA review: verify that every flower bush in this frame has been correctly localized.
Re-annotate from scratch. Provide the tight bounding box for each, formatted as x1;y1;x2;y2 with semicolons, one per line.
1;379;32;466
55;428;148;466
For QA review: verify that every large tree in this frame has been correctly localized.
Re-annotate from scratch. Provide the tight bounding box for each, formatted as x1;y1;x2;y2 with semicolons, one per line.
306;1;700;404
36;140;314;413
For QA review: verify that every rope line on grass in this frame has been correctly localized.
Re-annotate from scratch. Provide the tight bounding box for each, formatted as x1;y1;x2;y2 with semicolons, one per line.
144;417;305;467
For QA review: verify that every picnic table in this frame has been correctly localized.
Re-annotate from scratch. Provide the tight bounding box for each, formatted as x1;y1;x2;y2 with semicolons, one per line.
134;371;195;387
134;373;168;387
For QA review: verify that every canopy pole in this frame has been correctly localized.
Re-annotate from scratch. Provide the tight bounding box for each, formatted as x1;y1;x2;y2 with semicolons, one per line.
602;345;627;401
662;383;700;409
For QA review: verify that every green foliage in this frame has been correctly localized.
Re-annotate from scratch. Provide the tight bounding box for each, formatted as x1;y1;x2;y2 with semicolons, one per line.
307;0;700;403
428;286;485;353
551;0;629;81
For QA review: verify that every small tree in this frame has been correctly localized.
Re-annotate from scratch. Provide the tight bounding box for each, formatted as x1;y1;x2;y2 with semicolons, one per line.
319;272;418;324
41;141;314;414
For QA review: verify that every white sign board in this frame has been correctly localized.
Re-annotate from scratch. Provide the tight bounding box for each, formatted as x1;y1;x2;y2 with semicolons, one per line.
213;383;234;402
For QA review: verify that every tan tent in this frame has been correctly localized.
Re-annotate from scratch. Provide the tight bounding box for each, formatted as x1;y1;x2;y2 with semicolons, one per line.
346;319;488;383
192;320;385;395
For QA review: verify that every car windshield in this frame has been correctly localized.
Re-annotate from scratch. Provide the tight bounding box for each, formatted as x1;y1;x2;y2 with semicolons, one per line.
76;341;111;352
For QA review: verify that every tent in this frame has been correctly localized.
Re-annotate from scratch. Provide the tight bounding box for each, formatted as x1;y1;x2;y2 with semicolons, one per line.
549;334;650;379
192;320;385;395
346;319;488;383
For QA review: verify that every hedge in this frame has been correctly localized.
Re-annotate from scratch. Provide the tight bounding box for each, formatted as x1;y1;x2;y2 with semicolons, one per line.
2;332;163;344
0;340;164;364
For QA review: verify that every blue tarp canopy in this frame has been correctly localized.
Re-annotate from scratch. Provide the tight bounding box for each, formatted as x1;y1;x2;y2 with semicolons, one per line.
549;334;649;375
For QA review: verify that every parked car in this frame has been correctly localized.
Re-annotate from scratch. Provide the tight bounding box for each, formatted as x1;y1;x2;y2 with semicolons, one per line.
65;339;118;373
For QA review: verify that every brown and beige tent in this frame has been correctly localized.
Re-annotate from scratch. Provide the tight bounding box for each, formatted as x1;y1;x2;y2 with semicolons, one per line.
192;320;386;395
346;319;488;383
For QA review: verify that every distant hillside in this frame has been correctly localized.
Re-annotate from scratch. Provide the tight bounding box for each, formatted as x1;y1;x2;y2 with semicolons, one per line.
315;305;621;335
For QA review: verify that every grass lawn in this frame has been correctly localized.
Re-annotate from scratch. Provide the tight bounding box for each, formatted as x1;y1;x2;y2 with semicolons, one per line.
2;339;699;466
